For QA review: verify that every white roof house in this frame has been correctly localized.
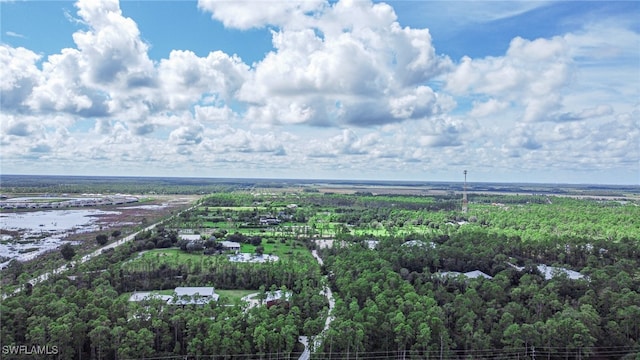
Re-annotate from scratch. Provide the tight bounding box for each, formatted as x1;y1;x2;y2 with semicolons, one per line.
401;240;436;249
128;292;173;302
365;240;379;249
228;253;279;263
175;287;215;297
463;270;493;279
508;262;587;281
220;241;241;250
437;270;493;280
536;265;586;280
179;234;203;241
172;287;219;305
265;290;292;303
129;287;220;306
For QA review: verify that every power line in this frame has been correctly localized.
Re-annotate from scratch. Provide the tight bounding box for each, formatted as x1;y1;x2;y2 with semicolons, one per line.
120;345;640;360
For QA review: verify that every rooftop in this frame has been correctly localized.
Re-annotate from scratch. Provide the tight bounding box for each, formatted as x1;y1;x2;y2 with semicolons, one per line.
129;292;173;302
437;270;493;280
175;287;215;297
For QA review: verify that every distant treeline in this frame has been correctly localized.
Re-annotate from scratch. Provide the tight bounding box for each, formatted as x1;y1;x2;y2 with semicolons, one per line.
0;175;250;194
1;174;637;196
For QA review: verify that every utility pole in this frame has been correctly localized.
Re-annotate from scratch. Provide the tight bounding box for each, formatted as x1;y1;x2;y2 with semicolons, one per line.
462;170;468;213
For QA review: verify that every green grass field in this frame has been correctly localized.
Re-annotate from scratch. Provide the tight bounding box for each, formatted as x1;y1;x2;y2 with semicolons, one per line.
240;240;311;259
216;289;258;303
124;237;313;271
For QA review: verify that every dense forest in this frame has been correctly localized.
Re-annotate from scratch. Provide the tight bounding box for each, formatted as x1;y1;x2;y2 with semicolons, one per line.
1;187;639;359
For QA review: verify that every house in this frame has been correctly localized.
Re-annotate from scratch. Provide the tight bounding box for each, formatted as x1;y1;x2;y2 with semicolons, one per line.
508;263;587;281
129;292;173;303
129;287;219;306
220;241;241;252
365;239;379;249
401;240;436;249
171;287;219;306
228;253;279;263
462;270;493;280
536;265;586;281
179;234;203;242
265;290;292;308
259;217;281;225
437;270;493;280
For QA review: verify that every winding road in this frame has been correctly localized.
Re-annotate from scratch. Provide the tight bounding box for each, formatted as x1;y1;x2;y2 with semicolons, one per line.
298;249;335;360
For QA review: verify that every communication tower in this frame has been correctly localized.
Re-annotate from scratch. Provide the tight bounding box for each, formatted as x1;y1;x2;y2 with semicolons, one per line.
462;170;468;213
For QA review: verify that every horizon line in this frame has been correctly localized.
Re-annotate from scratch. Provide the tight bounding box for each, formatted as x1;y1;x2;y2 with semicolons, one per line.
1;173;638;187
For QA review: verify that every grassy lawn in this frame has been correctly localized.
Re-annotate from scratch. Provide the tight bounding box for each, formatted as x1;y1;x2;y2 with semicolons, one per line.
125;237;313;270
241;240;312;259
351;225;437;237
216;289;258;303
141;248;202;262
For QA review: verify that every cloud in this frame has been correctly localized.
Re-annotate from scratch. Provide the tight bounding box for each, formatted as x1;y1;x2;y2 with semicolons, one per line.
553;105;613;122
447;36;572;95
73;0;155;88
234;0;453;127
169;124;204;146
1;0;638;184
416;116;466;148
30;144;52;153
198;0;326;30
158;50;249;110
17;0;158;122
0;45;41;110
26;48;111;116
5;31;26;38
469;98;509;118
2;114;33;137
393;87;457;120
6;122;31;137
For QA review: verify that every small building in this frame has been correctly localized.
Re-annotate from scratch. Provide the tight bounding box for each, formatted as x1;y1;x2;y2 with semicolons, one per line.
365;239;379;249
171;287;219;306
260;217;281;225
508;263;587;281
228;253;279;263
536;265;586;281
462;270;493;280
437;270;493;280
179;234;203;242
220;241;241;252
265;290;292;308
129;287;220;306
129;292;173;303
401;240;436;249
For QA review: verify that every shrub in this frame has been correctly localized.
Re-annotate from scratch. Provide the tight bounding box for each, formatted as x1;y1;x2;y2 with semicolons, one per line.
96;234;109;245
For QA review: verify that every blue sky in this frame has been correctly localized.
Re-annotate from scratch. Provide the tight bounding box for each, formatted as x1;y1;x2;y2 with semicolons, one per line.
1;0;639;184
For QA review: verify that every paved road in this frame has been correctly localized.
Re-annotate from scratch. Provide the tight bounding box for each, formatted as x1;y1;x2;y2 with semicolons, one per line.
298;250;335;360
2;205;196;300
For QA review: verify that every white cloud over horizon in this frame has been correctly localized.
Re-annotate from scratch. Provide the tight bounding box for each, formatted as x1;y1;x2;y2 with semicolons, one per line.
0;0;638;184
